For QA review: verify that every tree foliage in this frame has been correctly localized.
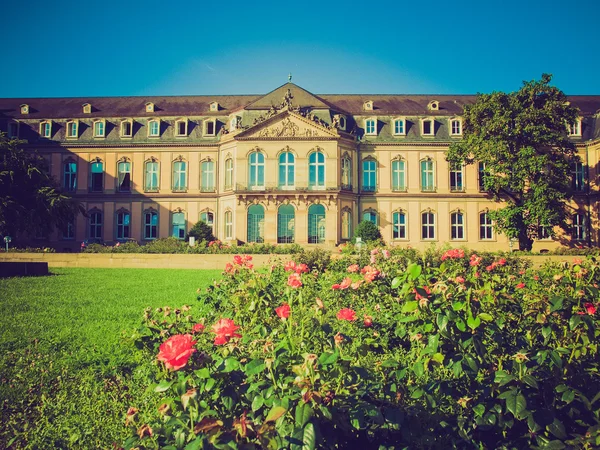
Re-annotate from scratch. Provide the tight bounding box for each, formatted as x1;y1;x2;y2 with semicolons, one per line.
188;220;215;243
353;220;383;243
0;133;81;239
446;74;580;250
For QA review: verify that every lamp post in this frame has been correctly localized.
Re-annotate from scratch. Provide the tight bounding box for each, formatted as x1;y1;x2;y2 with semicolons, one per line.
4;236;11;252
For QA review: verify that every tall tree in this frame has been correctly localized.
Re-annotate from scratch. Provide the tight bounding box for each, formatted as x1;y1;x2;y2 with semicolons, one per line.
0;133;81;240
446;74;580;251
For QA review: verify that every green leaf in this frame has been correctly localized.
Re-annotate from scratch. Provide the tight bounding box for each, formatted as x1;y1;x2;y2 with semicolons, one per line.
436;314;449;331
542;326;552;340
522;375;539;389
295;403;313;428
154;380;174;393
402;301;418;313
478;313;493;322
381;359;398;368
467;315;481;330
252;395;264;412
547;418;567;440
412;361;424;377
410;388;424;399
223;357;240;372
452;301;465;311
407;263;422;280
184;438;203;450
318;351;338;366
391;277;402;289
425;334;440;354
194;368;211;379
265;405;287;423
549;296;564;312
561;389;575;403
431;353;444;365
302;422;316;450
505;391;527;419
494;370;515;387
569;315;582;330
245;359;266;376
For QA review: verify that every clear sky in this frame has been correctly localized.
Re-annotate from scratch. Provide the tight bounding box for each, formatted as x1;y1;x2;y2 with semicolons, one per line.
2;0;598;98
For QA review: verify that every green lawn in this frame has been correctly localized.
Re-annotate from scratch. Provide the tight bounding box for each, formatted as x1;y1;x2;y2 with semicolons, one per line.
0;268;222;450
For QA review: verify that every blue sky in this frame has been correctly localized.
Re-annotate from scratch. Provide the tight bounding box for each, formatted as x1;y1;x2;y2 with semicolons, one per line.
2;0;598;98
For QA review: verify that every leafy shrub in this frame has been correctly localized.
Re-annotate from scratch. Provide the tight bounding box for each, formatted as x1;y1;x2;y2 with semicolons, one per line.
0;246;55;253
188;221;215;244
353;220;383;244
294;247;331;271
125;251;600;449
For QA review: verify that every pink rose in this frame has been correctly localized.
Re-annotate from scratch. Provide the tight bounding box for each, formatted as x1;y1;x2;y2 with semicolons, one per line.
157;334;197;371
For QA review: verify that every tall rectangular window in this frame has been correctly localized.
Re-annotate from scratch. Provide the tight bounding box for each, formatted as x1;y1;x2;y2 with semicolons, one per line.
341;157;352;190
478;162;487;191
145;161;159;192
309;152;325;188
391;160;406;191
393;212;406;239
67;121;78;138
278;152;295;188
200;211;214;232
116;211;131;240
225;158;233;190
420;159;435;192
94;121;105;137
89;211;102;240
450;164;464;192
173;161;187;192
362;160;376;192
422;120;433;136
572;162;585;192
172;212;186;239
63;161;77;192
393;119;405;135
421;212;435;240
118;161;131;192
573;214;587;241
121;120;132;137
40;122;51;138
363;211;377;225
568;119;581;137
249;152;265;188
365;119;376;135
451;212;464;240
479;213;493;240
62;220;75;240
148;120;160;137
90;161;103;192
450;119;462;136
201;161;215;192
8;122;18;138
225;211;233;239
144;211;158;240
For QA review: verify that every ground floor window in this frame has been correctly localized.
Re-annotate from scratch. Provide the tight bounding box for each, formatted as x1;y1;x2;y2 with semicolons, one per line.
308;204;326;244
277;204;295;243
247;204;265;243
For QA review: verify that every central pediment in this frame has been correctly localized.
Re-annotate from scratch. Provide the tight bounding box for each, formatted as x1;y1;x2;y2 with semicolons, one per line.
236;110;339;140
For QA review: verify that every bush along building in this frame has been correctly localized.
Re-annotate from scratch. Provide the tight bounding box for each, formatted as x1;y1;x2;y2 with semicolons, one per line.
1;81;598;251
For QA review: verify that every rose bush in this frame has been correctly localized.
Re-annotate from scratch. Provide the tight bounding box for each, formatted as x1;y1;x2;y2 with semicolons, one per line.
125;251;600;449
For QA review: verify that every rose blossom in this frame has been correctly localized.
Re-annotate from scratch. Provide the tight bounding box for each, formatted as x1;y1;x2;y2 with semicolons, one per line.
347;264;360;273
284;260;297;272
441;248;465;260
157;334;197;371
455;276;465;283
211;318;242;345
275;304;291;319
497;258;507;266
287;273;303;289
382;249;391;259
192;323;205;333
337;308;357;321
516;282;526;289
469;254;482;266
295;263;309;274
363;315;373;327
351;281;363;290
584;303;597;315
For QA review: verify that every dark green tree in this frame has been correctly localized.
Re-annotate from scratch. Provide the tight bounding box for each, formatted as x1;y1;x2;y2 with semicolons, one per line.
353;220;382;243
446;74;579;251
0;133;81;240
188;220;215;243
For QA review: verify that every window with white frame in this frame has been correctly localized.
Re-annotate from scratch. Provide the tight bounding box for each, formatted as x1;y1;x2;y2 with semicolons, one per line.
393;118;405;136
148;120;160;137
144;160;159;192
117;160;132;192
362;159;377;192
422;119;434;136
450;119;462;136
308;151;325;188
538;223;551;240
93;120;105;137
200;211;214;232
249;151;265;188
204;119;216;136
144;210;158;240
450;163;464;192
225;210;233;239
172;160;187;192
89;210;102;240
116;210;131;240
479;212;493;240
66;121;78;138
572;161;586;192
365;118;376;135
451;211;465;240
421;212;435;240
420;158;435;192
90;160;104;192
201;160;215;192
172;212;186;239
63;161;77;192
121;120;133;137
391;159;406;192
341;156;352;190
224;158;233;190
40;121;52;138
278;151;295;188
572;214;587;241
174;119;186;137
568;119;582;137
393;211;407;239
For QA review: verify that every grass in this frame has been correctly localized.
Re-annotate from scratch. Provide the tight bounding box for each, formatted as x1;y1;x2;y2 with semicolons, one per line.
0;267;222;450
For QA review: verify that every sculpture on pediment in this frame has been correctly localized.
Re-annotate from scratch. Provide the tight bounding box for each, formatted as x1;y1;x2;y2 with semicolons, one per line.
281;88;294;109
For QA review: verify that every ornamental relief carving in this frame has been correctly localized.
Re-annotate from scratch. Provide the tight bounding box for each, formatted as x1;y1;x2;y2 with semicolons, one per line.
256;117;322;138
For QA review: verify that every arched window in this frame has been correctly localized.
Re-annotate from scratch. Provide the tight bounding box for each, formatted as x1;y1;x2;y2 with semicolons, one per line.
341;156;352;190
341;209;352;240
421;211;435;240
363;209;378;225
148;120;160;137
309;151;325;188
63;160;77;192
116;210;131;240
308;204;326;244
224;158;234;190
247;204;265;243
420;158;435;192
249;151;265;188
66;121;78;138
89;209;102;240
93;120;105;138
120;119;133;138
362;159;376;192
90;159;104;192
278;152;295;188
172;211;186;239
144;159;159;192
479;212;493;240
117;160;131;192
224;210;233;240
451;211;465;240
144;209;158;240
172;159;187;192
201;160;215;192
391;159;406;192
200;211;214;232
277;204;295;243
393;211;407;239
40;121;52;138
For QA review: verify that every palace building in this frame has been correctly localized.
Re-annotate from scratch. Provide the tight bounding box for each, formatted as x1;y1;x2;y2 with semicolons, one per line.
1;82;599;251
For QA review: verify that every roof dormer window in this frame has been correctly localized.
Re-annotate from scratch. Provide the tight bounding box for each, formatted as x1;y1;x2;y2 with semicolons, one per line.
204;119;216;136
7;121;19;138
145;102;155;113
450;118;462;136
427;100;439;111
40;121;52;138
120;119;133;138
209;101;219;112
82;103;92;114
363;100;374;111
93;119;106;138
392;117;406;136
66;120;79;139
568;118;582;137
421;118;435;136
365;118;377;136
148;119;160;137
175;119;188;137
20;104;29;115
